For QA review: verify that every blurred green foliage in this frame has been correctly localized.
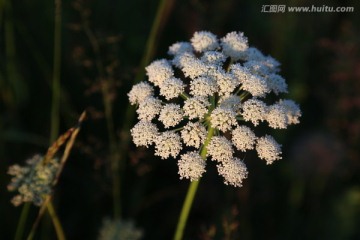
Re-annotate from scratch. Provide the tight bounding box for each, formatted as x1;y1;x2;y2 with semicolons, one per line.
1;0;360;239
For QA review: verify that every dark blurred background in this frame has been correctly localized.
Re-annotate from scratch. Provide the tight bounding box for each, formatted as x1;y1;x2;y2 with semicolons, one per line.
1;0;360;239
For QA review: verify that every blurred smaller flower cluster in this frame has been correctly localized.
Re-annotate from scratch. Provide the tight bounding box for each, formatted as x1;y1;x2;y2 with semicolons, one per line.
98;218;143;240
7;154;59;206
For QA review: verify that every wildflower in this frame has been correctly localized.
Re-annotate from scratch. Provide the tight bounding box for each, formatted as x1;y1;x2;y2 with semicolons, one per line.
256;135;282;164
267;74;288;95
128;82;154;105
159;77;185;100
7;155;59;206
129;31;301;187
136;97;162;121
178;151;206;181
278;99;301;125
190;76;217;97
266;103;288;129
232;125;257;151
191;31;219;52
221;31;248;60
217;157;248;187
159;104;184;128
210;107;237;132
180;122;207;148
168;42;193;56
207;136;234;162
218;95;242;113
154;131;182;159
241;98;267;126
177;53;209;78
183;96;210;120
201;51;227;65
130;121;159;147
212;68;239;96
98;218;143;240
145;59;173;86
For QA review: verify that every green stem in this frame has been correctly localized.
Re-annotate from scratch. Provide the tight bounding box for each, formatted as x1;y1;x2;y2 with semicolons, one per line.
180;92;189;100
173;127;215;240
14;202;31;240
117;0;174;217
122;0;173;132
50;0;62;143
47;201;66;240
173;181;200;240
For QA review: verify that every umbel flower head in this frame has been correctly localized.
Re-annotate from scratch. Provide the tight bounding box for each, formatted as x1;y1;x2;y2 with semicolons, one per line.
128;31;301;187
7;154;59;206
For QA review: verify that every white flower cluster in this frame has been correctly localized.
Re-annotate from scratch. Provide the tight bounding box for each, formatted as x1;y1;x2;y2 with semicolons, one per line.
128;31;301;187
7;154;59;206
98;218;143;240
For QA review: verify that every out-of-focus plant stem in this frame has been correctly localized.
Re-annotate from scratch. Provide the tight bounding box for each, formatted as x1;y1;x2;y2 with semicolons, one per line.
50;0;62;143
14;202;31;240
6;0;28;237
45;0;65;239
47;201;66;240
79;7;121;219
120;0;175;177
27;112;85;240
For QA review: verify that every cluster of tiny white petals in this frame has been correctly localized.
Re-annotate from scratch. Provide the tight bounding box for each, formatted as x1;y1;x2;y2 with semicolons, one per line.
244;58;280;76
180;122;207;148
218;95;242;112
232;125;257;151
136;97;162;121
130;121;159;147
168;42;193;56
241;99;267;126
145;59;173;86
178;151;206;181
207;136;234;162
183;96;210;120
266;103;288;129
190;76;217;96
159;104;184;128
217;157;248;187
267;74;288;95
210;107;237;132
278;99;302;125
244;60;269;76
128;82;154;105
159;77;185;100
129;30;301;188
176;53;209;78
262;56;281;72
256;135;282;164
191;31;219;52
155;131;182;159
221;31;248;60
230;64;252;84
212;69;239;96
243;47;265;61
7;155;59;206
201;51;226;65
98;218;143;240
241;74;270;97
